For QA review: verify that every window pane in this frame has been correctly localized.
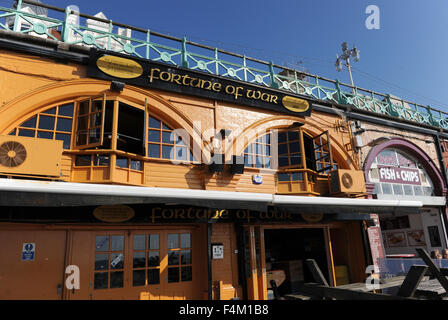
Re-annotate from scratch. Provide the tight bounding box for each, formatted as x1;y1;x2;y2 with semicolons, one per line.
148;269;160;285
393;184;404;195
290;154;301;166
110;253;124;269
130;160;142;171
278;132;287;143
278;144;288;155
110;271;124;288
37;131;53;139
133;252;146;268
78;101;89;115
21;116;37;128
94;272;108;290
134;235;146;250
255;156;263;168
55;133;71;149
162;123;170;130
264;157;271;169
181;250;191;265
76;132;87;145
93;155;110;166
57;117;73;132
88;128;101;144
413;186;423;196
176;147;187;160
278;156;289;167
149;234;159;250
162;145;173;159
148;117;161;129
18;129;35;137
168;267;179;283
148;252;160;267
181;266;192;282
95;254;109;271
75;155;90;166
291;172;303;181
95;236;109;251
181;234;191;248
148;130;160;143
58;104;74;117
42;107;56;115
162;131;174;144
92;100;102;113
148;144;160;158
133;270;146;287
278;173;290;182
38;115;55;130
77;116;88;131
382;183;393;194
264;145;271;156
288;131;299;141
111;235;124;251
403;185;414;196
9;129;16;136
244;154;253;166
263;134;271;144
168;251;179;265
116;157;128;169
289;142;300;153
168;234;179;249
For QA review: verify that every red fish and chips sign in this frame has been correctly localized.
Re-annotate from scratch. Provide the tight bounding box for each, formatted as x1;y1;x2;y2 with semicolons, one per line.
378;166;421;185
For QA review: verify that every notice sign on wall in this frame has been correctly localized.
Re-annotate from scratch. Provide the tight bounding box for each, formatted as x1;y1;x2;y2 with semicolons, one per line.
21;243;35;261
378;166;421;185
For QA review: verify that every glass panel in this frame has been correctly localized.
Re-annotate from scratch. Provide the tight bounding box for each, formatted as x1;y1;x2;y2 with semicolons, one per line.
94;272;108;289
264;157;271;169
291;172;303;181
56;117;73;132
88;128;101;144
148;269;160;285
8;129;16;135
110;253;124;269
78;100;89;115
278;144;288;155
168;267;180;283
133;235;146;250
290;154;301;166
382;183;393;194
148;117;161;129
95;236;109;251
148;144;160;158
246;144;253;154
162;131;174;144
244;154;253;166
77;116;88;131
181;250;191;265
110;271;124;288
148;252;160;267
162;145;173;159
162;123;170;130
75;155;90;166
42;107;56;115
18;129;35;137
93;155;110;166
423;187;433;196
133;270;146;287
255;156;263;168
263;134;270;144
278;132;287;143
168;234;179;249
289;142;300;153
149;234;159;250
76;132;87;145
21;116;37;128
403;185;414;196
55;133;71;149
148;130;160;143
393;184;404;195
176;147;187;160
413;186;423;196
278;156;289;167
95;254;109;271
92;100;102;113
288;131;299;141
130;160;142;171
264;145;271;156
111;235;124;251
180;234;191;248
116;157;128;169
182;266;192;282
37;131;53;139
133;252;146;268
278;173;290;182
58;103;74;117
168;251;179;265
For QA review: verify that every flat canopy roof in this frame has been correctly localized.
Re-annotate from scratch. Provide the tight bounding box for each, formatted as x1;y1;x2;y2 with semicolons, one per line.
0;178;422;215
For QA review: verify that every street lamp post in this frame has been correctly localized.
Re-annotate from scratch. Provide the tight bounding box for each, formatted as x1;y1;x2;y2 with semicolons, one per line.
335;42;360;92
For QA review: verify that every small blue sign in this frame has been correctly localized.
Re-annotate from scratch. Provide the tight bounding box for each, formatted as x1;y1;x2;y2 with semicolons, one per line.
252;174;263;184
22;242;35;261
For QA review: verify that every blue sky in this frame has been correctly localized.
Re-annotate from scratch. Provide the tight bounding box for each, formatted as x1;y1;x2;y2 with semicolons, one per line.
26;0;448;112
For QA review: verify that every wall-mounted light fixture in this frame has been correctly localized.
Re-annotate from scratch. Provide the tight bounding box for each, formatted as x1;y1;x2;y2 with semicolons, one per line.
110;81;125;92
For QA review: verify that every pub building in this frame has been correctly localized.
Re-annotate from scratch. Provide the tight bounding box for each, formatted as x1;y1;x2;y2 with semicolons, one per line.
0;3;424;300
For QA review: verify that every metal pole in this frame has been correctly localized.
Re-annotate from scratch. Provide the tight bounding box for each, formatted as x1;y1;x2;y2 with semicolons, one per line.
345;58;355;94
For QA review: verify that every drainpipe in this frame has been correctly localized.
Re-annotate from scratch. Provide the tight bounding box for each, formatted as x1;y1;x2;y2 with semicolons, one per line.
207;223;212;300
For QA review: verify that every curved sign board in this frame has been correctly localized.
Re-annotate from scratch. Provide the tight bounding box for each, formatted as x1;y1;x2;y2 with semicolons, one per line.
93;205;135;223
97;55;143;79
282;96;310;113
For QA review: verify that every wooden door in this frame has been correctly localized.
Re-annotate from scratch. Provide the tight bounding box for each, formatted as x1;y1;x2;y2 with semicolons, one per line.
243;226;267;300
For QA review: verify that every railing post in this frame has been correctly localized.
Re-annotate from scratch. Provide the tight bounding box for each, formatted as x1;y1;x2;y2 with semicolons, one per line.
243;55;247;82
269;61;278;88
386;94;395;116
427;106;438;127
214;48;219;76
107;20;113;50
181;36;189;68
335;80;342;104
61;7;70;42
146;30;151;59
13;0;23;32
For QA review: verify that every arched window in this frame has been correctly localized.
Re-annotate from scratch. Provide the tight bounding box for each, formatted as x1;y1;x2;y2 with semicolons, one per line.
147;114;195;162
8;103;74;149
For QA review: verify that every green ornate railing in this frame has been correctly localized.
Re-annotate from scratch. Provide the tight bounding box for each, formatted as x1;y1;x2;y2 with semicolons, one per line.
2;0;448;130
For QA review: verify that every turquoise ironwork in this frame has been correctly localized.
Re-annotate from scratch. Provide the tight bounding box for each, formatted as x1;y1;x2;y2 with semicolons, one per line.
1;0;448;130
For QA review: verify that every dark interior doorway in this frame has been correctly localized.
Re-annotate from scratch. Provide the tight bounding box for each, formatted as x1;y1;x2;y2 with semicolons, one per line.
264;228;329;295
117;103;145;155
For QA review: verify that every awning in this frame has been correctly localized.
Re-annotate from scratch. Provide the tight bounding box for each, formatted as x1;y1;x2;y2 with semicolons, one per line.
0;178;422;214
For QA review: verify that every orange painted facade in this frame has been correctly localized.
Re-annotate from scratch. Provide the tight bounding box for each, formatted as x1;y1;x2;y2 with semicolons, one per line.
0;47;370;300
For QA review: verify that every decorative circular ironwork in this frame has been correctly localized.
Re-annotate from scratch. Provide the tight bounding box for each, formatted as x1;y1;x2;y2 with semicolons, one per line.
123;43;134;54
160;52;171;62
342;172;353;189
227;68;236;77
82;34;95;45
0;141;27;167
197;60;207;71
33;23;47;35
